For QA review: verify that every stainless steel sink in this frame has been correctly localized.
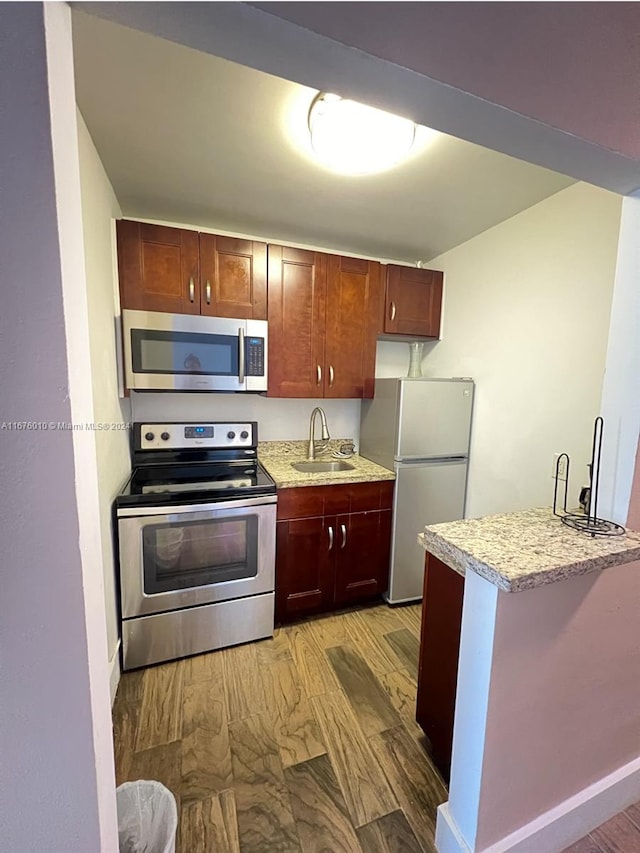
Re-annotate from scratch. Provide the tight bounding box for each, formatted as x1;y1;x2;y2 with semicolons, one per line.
292;460;355;473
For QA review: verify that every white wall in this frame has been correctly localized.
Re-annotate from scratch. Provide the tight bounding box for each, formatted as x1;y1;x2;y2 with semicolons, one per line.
0;4;117;850
131;392;361;443
376;183;622;519
77;111;131;696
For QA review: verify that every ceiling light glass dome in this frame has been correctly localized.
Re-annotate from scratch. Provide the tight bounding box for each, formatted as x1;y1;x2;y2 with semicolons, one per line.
308;93;417;176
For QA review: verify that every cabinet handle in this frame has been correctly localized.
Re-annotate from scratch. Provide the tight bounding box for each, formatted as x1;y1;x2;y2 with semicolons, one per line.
328;526;334;551
340;524;347;549
238;327;245;384
205;280;211;304
390;301;396;322
317;364;322;385
189;277;195;302
329;365;334;387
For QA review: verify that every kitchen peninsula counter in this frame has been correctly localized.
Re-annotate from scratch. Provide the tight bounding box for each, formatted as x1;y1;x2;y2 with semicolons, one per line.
419;505;640;592
418;506;640;853
258;440;394;489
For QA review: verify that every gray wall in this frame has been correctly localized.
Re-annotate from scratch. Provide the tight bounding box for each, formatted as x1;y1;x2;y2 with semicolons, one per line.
0;5;114;849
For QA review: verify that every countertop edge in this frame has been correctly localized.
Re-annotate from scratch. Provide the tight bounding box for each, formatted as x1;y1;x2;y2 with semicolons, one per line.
419;525;640;593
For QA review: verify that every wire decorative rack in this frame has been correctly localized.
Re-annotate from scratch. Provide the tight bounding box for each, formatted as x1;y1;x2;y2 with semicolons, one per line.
552;417;625;537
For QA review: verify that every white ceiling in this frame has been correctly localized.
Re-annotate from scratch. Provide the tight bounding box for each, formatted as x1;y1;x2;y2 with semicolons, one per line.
72;11;574;263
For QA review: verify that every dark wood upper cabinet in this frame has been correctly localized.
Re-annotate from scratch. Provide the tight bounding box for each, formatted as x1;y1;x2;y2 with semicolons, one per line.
199;234;267;319
325;255;380;399
116;220;200;314
268;247;380;399
117;220;267;319
383;265;443;338
267;245;328;398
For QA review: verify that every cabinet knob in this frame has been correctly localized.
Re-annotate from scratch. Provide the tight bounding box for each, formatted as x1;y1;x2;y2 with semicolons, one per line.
189;277;195;302
390;301;396;322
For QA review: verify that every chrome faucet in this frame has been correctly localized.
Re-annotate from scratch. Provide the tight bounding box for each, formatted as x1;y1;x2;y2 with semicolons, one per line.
307;407;330;460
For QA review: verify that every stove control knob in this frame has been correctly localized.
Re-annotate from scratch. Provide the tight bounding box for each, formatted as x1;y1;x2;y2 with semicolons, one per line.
227;431;236;440
161;432;170;441
240;430;249;440
145;432;155;442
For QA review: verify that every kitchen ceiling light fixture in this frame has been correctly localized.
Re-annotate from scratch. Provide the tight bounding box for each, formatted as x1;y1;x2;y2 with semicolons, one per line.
308;92;417;175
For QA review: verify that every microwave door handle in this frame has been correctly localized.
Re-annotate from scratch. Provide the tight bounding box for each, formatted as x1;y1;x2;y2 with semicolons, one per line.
238;327;246;385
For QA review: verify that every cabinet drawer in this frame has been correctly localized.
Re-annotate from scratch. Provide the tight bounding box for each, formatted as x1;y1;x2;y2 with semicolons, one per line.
277;480;393;520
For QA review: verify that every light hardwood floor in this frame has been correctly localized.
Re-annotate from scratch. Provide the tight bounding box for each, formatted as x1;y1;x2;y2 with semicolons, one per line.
112;603;448;852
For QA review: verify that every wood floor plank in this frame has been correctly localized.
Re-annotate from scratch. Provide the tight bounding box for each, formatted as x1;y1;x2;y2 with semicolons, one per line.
180;790;240;853
221;642;267;722
394;604;422;638
383;629;420;678
327;644;401;737
113;701;140;785
369;726;447;850
303;613;350;649
344;610;400;676
626;803;640;831
359;604;406;638
116;668;145;704
562;836;605;852
135;661;184;751
124;740;182;813
310;690;397;828
356;810;425;853
255;628;293;667
285;623;340;698
380;668;431;747
260;657;326;769
184;650;223;686
590;813;640;852
181;679;233;803
284;754;363;853
229;713;301;852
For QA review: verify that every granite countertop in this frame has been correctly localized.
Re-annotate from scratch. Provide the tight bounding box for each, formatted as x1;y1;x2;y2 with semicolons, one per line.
258;440;395;489
419;506;640;592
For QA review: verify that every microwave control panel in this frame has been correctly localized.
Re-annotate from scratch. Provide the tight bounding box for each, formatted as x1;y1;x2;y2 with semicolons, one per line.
246;337;265;376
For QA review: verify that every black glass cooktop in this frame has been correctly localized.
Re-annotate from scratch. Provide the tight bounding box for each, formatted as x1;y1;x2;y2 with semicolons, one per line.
116;460;276;508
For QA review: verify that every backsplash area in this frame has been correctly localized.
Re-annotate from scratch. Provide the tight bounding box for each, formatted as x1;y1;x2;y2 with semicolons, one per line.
130;393;362;443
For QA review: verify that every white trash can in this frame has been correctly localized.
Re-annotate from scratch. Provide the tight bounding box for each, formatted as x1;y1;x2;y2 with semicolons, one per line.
116;780;178;853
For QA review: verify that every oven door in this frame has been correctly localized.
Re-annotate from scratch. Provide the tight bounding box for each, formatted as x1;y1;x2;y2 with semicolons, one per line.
117;496;276;618
122;309;268;392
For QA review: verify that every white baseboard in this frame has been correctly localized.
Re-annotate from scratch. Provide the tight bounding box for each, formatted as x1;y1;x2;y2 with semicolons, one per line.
108;640;121;707
436;803;472;853
437;755;640;853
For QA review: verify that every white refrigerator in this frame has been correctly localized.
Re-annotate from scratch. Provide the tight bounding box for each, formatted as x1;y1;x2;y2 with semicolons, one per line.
359;377;474;604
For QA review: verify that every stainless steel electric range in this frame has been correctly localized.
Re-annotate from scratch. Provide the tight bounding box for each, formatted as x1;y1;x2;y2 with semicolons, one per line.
115;421;276;670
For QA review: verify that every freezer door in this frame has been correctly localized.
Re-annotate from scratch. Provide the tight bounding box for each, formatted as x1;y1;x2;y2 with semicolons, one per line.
388;459;468;604
397;379;473;460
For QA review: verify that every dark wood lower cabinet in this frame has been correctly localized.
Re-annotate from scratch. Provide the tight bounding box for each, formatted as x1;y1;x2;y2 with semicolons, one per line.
275;481;393;623
416;551;465;783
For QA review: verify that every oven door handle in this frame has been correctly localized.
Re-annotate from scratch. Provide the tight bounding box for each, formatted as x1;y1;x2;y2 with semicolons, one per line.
238;327;246;385
117;494;277;517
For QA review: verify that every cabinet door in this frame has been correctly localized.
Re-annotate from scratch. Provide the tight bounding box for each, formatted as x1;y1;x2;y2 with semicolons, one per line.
384;265;443;338
325;256;381;399
116;220;200;314
267;245;327;397
275;517;335;622
334;510;391;607
199;234;267;319
415;552;464;782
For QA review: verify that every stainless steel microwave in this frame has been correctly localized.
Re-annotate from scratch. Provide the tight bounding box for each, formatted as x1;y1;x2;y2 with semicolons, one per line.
122;309;268;392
